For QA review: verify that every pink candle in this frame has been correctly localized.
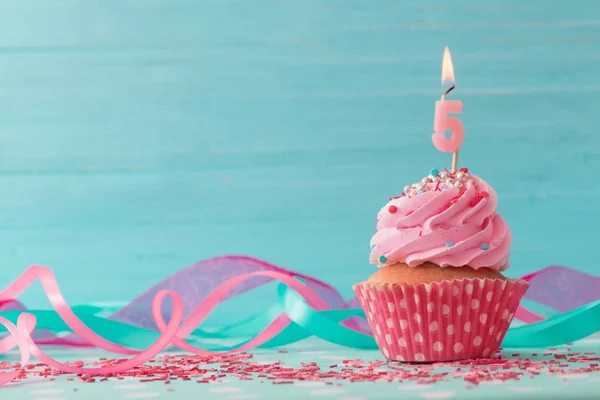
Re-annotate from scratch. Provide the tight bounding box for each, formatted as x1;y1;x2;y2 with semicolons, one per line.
431;47;464;172
432;99;464;153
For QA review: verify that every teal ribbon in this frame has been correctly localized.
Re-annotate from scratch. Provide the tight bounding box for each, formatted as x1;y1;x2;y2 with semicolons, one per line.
1;282;599;354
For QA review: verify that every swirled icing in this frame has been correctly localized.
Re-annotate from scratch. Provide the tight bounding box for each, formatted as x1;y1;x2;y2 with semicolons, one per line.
369;173;511;271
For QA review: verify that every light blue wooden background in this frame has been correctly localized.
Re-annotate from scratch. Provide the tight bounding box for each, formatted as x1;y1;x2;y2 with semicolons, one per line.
0;0;598;311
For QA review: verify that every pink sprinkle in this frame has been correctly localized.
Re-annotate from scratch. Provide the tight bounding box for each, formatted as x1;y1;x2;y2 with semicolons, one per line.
3;350;599;389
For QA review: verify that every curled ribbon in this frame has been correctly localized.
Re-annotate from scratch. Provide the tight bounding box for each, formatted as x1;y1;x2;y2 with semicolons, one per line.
0;257;599;388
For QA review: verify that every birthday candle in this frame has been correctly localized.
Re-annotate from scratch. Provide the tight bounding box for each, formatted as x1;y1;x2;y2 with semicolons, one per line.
432;47;464;172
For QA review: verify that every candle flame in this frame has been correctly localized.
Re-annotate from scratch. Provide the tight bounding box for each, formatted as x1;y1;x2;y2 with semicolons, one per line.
441;46;455;87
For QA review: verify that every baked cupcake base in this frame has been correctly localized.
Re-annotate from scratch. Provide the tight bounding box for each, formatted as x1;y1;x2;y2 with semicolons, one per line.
353;276;529;362
368;262;507;285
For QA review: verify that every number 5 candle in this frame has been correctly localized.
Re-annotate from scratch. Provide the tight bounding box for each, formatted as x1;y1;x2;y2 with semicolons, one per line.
432;47;464;173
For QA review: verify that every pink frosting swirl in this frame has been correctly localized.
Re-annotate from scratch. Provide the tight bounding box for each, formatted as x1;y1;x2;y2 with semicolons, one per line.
369;174;511;271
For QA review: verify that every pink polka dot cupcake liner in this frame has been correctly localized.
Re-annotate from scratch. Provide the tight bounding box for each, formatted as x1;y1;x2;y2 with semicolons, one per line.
353;278;530;362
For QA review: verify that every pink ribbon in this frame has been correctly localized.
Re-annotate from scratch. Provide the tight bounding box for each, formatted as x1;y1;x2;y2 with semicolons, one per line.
0;265;330;387
0;315;30;385
0;261;590;387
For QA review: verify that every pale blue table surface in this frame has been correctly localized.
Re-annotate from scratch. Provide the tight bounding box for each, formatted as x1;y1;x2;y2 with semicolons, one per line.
2;332;600;400
1;0;600;398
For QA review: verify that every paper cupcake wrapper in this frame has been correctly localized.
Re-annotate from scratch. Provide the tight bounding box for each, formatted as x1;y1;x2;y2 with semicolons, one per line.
353;278;530;362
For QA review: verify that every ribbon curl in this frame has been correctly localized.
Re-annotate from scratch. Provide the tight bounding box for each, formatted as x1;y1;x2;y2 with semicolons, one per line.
0;256;599;388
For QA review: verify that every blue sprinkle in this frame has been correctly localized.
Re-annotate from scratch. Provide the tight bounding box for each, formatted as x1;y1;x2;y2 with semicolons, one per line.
445;241;455;248
430;168;439;176
371;244;376;250
442;187;447;191
418;190;424;195
378;255;387;263
481;243;490;251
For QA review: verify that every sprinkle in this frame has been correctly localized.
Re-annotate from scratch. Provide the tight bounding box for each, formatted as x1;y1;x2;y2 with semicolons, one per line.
430;168;439;176
378;255;388;263
388;205;398;214
446;241;455;248
9;349;599;387
471;191;489;207
460;167;469;173
418;190;424;195
370;244;376;250
481;243;490;251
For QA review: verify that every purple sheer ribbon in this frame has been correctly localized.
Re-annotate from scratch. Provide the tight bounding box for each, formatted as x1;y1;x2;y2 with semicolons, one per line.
2;256;599;343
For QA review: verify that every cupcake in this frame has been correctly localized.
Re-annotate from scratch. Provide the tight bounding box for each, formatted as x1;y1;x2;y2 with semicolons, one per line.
353;168;529;362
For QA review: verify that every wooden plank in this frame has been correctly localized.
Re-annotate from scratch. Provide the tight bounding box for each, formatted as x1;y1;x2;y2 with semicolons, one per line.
0;1;598;311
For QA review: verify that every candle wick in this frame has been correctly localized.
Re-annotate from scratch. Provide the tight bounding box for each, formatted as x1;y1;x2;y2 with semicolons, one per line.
441;84;456;100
